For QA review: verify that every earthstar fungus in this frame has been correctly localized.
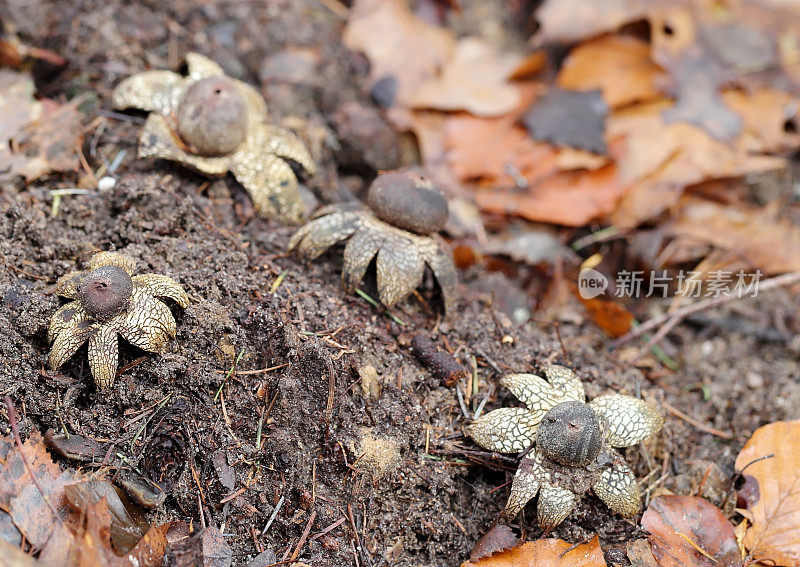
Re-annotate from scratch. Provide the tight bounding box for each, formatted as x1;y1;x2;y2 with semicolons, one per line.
112;52;316;224
467;364;663;526
48;251;189;388
288;170;457;314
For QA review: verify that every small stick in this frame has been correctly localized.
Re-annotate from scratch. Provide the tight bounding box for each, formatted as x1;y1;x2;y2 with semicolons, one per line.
662;400;734;439
310;517;346;541
289;510;317;562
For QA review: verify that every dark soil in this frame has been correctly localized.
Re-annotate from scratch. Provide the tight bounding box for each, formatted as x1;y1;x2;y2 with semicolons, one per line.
1;1;799;565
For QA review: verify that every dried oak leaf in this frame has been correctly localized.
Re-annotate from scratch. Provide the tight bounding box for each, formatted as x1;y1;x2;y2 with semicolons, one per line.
665;197;800;274
66;494;168;567
735;419;800;566
523;87;609;154
475;162;630;227
0;69;80;182
409;37;522;117
557;35;665;109
641;495;742;567
469;524;521;562
0;430;82;548
533;0;652;45
462;535;606;567
607;103;785;227
343;0;455;107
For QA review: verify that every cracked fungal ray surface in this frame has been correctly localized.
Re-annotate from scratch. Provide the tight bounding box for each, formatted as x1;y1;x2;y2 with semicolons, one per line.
467;363;663;527
48;251;189;389
112;52;316;224
288;202;458;315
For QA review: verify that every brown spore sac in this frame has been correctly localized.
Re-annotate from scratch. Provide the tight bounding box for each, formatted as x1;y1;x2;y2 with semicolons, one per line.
367;171;448;235
537;400;603;467
176;76;248;156
410;334;466;387
77;265;133;322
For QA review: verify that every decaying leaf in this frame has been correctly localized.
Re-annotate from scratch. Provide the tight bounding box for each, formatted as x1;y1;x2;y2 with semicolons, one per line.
533;0;651;45
0;430;81;548
557;35;664;108
475;162;630;226
523;87;609;154
462;535;606;567
666;197;800;274
409;37;522;117
469;524;521;562
0;69;80;182
735;420;800;566
641;495;741;567
343;0;455;107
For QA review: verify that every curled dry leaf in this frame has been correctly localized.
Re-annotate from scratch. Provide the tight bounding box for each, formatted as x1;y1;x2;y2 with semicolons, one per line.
462;535;606;567
0;430;81;548
735;419;800;566
469;524;521;562
666;197;800;274
0;70;80;182
641;495;741;567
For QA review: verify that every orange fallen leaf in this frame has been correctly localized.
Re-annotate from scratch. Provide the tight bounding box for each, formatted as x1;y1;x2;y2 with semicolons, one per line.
572;284;634;338
735;420;800;566
557;35;664;108
343;0;455;106
462;535;606;567
641;495;741;567
475;162;630;226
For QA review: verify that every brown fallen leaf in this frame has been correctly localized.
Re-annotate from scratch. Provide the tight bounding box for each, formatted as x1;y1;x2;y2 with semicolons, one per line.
409;37;522;117
462;535;606;567
533;0;652;45
557;35;665;108
665;197;800;274
607;103;785;227
641;495;742;567
572;283;635;338
0;70;80;182
475;162;630;226
343;0;455;107
0;430;81;548
523;87;609;154
721;88;800;153
735;420;800;566
469;524;521;562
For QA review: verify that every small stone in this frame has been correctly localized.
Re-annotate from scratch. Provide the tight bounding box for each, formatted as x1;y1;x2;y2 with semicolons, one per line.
97;176;116;191
745;371;764;389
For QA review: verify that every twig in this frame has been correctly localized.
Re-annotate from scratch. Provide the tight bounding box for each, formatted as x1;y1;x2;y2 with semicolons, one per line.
289;510;316;562
4;396;65;527
310;517;346;541
661;400;734;439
